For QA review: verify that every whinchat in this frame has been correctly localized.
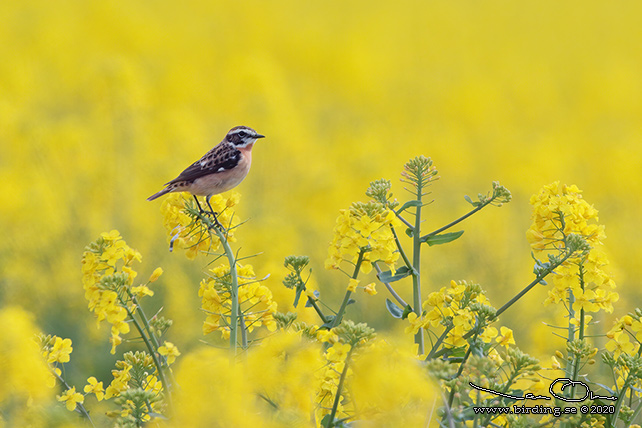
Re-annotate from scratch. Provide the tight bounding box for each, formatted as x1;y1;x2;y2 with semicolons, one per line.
147;126;265;219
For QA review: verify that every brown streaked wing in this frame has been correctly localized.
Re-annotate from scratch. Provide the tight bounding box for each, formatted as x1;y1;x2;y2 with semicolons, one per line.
165;144;242;185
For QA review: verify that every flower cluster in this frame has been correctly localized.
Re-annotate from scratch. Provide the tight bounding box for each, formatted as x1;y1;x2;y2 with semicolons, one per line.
325;201;401;274
105;359;132;399
199;263;277;339
102;351;165;424
315;342;352;422
81;230;162;353
40;335;73;366
527;182;618;314
314;321;376;423
38;334;74;389
406;280;504;350
40;335;105;413
604;310;642;397
161;192;240;259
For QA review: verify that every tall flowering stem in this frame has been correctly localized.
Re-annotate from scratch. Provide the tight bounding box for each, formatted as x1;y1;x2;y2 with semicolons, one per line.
161;193;276;357
190;208;247;355
527;182;617;399
80;231;176;421
400;156;439;355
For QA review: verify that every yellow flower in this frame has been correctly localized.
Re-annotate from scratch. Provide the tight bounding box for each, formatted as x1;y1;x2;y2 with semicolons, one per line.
47;336;73;364
479;326;498;343
160;192;240;259
101;229;122;242
148;267;163;282
316;329;338;344
363;283;377;295
347;278;359;292
199;263;276;337
84;376;104;401
131;284;154;298
158;341;181;365
495;327;516;348
405;312;428;335
573;289;600;313
528;183;616;312
325;343;352;362
144;375;163;394
326;202;401;272
57;387;84;411
105;362;132;399
605;333;636;358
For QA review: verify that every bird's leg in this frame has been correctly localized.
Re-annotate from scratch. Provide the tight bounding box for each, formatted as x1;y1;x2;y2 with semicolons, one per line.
193;195;206;213
206;195;223;229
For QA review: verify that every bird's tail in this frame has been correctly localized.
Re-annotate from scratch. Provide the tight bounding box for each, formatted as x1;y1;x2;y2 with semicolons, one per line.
147;187;171;201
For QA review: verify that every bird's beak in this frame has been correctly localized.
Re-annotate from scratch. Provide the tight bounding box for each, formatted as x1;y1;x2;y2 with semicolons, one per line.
255;134;265;139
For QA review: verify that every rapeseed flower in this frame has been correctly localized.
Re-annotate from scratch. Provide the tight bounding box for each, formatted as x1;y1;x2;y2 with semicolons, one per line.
57;387;84;411
199;263;277;339
161;192;240;259
326;201;401;274
527;182;618;313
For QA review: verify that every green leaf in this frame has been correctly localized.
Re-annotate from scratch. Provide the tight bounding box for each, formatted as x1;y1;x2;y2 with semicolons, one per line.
401;305;413;319
377;266;411;283
385;299;404;318
388;300;413;319
405;227;414;238
422;230;464;246
395;199;422;214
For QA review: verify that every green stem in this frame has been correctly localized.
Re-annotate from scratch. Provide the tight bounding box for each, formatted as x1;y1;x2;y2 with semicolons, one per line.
412;188;425;355
192;208;248;354
568;264;585;397
214;226;246;353
325;346;355;428
130;296;159;347
124;304;173;414
374;262;408;308
202;216;247;354
330;251;365;329
494;250;574;319
129;293;178;387
565;289;576;386
306;295;329;324
390;225;413;270
421;197;495;240
426;326;453;359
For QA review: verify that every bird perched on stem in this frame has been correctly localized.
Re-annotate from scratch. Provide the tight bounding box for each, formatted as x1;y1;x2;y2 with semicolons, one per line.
147;126;265;225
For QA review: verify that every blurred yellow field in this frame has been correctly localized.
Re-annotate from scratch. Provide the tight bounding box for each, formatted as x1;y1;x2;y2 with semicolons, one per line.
1;0;641;426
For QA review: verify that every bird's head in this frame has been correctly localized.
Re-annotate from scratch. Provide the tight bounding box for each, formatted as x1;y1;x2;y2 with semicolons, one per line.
226;126;265;148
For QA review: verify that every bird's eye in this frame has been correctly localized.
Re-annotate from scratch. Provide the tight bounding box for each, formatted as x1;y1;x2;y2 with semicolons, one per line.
238;131;247;138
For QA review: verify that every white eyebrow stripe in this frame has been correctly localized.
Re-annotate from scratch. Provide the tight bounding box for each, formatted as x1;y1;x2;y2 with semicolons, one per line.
229;128;249;134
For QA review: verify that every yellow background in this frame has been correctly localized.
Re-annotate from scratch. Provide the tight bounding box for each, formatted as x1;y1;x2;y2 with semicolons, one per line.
1;0;640;381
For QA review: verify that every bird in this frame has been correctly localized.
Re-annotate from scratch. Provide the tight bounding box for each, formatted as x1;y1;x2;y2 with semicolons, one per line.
147;125;265;224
